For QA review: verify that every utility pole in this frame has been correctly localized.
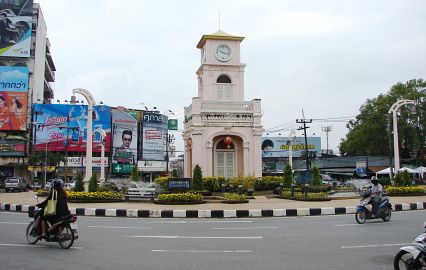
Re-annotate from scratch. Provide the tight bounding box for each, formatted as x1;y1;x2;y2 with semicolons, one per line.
321;126;332;156
296;118;312;172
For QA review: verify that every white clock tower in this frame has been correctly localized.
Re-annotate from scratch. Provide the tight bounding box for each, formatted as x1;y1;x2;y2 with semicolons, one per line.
183;30;263;178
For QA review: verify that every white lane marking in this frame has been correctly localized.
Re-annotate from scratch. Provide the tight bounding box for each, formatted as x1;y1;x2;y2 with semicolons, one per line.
334;222;396;227
152;249;253;253
0;243;84;249
341;243;411;249
211;227;278;230
122;235;263;239
88;225;151;229
0;221;27;225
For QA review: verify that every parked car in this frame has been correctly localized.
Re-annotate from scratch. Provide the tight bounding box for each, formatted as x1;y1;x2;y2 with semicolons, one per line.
5;177;26;192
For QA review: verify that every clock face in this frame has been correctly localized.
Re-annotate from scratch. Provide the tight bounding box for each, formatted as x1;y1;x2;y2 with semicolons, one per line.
215;44;231;62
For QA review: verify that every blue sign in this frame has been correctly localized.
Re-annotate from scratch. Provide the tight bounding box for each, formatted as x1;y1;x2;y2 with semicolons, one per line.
168;178;191;190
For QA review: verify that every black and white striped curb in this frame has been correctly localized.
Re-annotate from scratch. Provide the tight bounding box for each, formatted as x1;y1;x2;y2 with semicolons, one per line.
1;202;425;218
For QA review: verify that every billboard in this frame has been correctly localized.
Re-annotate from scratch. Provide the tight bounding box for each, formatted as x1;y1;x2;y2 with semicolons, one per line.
0;66;29;130
0;0;33;57
261;137;321;158
33;104;111;152
0;139;25;156
111;109;138;174
141;111;168;161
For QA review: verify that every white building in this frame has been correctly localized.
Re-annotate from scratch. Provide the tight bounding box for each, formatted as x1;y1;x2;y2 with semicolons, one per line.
183;30;263;178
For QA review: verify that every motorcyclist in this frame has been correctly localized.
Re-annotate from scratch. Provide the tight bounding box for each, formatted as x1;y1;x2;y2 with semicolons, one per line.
370;176;383;216
36;179;70;238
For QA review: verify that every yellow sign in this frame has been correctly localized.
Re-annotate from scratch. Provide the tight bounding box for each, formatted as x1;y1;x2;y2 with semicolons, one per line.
28;166;56;172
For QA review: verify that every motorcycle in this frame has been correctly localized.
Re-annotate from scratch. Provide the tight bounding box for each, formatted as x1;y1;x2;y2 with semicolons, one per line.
26;195;78;249
394;222;426;270
355;187;392;224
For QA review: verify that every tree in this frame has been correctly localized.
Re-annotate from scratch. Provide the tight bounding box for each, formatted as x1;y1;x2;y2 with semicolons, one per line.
172;169;178;177
192;164;203;191
88;173;98;192
394;171;411;186
131;166;139;182
74;171;84;192
311;166;322;186
339;79;425;166
283;164;293;188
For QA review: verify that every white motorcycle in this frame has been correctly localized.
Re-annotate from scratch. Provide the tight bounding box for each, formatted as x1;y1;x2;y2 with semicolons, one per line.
394;222;426;270
355;187;392;224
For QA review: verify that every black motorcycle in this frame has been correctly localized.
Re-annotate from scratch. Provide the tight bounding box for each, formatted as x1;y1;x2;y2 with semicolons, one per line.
355;187;392;224
26;197;78;249
394;222;426;270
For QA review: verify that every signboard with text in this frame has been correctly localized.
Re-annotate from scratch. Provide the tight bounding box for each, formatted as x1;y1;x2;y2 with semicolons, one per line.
168;178;191;191
261;137;321;158
141;112;168;161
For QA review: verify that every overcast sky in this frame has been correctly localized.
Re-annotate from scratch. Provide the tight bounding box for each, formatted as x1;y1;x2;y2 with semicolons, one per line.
36;0;426;155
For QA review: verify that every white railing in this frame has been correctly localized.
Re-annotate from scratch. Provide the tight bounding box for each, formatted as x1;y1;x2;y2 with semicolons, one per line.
201;100;253;113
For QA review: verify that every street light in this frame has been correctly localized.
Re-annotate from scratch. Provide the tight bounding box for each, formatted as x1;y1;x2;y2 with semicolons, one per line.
388;99;416;173
73;88;96;191
94;128;107;183
287;130;296;169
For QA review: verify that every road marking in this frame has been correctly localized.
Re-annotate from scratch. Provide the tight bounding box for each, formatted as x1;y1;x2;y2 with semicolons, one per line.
122;235;263;239
0;243;84;249
334;222;396;227
211;227;278;230
341;243;411;249
88;225;151;229
0;221;27;225
152;249;253;253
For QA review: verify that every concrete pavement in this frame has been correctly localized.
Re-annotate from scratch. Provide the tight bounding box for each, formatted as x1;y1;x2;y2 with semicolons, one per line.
1;191;425;218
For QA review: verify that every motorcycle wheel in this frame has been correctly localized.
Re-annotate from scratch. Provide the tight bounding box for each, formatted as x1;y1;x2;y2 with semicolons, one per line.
382;207;391;222
58;224;74;249
355;210;367;224
393;250;424;270
26;221;39;245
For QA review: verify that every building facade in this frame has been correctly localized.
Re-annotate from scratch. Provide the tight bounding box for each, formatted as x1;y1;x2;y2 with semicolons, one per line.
0;2;55;181
183;30;263;178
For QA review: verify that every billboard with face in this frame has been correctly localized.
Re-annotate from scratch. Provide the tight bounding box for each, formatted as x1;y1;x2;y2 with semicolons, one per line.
33;104;111;152
141;111;168;161
0;66;28;130
111;109;138;174
0;0;33;57
261;137;322;158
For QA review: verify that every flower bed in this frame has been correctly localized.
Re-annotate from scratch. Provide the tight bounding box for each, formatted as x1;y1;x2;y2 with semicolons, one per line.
279;191;330;201
222;193;249;204
155;192;203;204
67;191;123;202
386;186;425;196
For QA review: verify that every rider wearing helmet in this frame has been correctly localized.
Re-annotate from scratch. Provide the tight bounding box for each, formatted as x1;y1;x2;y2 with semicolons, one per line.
36;179;70;238
370;176;383;216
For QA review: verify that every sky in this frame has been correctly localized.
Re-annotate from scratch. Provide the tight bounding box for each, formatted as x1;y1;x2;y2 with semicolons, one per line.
35;0;426;155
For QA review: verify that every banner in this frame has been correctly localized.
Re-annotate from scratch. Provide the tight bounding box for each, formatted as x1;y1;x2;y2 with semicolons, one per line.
59;157;109;168
0;66;29;130
142;112;168;161
261;137;321;158
33;104;111;152
0;0;33;57
168;119;178;130
0;139;25;156
111;109;138;174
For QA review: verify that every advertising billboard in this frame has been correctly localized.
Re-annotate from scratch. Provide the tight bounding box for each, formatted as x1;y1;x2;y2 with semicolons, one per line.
0;66;28;130
142;111;168;161
0;139;25;156
33;104;111;152
111;109;138;174
0;0;33;57
261;137;321;158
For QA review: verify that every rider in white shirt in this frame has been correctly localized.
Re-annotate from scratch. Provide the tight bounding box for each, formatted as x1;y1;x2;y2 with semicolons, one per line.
370;177;383;216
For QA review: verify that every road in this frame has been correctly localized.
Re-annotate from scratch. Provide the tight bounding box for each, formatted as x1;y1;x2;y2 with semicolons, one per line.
0;210;424;270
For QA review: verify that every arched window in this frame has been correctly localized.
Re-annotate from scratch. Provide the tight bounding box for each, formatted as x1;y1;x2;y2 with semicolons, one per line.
216;75;232;100
217;75;231;83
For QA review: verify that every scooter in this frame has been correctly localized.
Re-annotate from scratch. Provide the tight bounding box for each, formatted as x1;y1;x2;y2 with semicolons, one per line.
355;187;392;224
26;195;78;249
394;222;426;270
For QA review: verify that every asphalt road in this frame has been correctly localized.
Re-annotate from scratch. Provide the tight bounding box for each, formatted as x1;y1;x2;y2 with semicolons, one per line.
0;210;424;270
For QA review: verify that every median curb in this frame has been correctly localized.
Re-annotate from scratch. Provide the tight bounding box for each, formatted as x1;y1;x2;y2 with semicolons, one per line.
1;202;425;218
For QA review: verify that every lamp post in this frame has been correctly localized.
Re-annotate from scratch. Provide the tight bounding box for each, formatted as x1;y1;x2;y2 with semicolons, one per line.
287;130;296;169
94;128;107;183
73;88;96;191
388;99;415;173
44;141;47;188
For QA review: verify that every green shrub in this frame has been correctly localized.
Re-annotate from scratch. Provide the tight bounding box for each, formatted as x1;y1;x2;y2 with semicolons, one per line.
307;185;330;193
192;164;203;191
88;174;98;192
73;171;84;192
394;171;411;186
281;191;329;200
386;186;425;195
131;166;139;182
378;177;391;186
157;192;203;202
254;177;283;191
67;191;123;201
283;164;293;188
228;176;256;191
154;176;169;191
203;177;226;192
311;166;322;186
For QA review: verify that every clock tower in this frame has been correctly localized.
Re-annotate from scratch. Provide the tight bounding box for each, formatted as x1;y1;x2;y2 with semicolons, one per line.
183;30;263;178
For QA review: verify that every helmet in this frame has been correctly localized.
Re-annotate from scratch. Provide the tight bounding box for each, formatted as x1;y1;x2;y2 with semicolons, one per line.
53;179;64;190
371;176;379;185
